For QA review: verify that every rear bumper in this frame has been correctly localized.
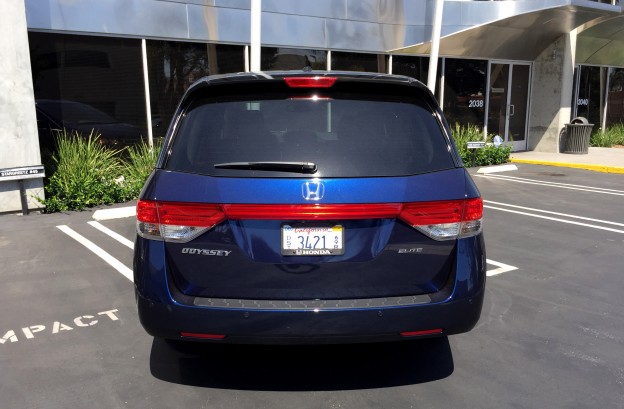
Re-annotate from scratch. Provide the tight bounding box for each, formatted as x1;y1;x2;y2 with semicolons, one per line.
137;290;484;344
134;235;486;344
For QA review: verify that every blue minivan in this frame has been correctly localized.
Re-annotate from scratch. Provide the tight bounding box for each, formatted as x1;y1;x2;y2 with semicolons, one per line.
133;71;486;344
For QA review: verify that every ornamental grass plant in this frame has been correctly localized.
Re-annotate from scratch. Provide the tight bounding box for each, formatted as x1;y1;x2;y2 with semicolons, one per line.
39;130;159;212
122;138;163;197
591;123;624;147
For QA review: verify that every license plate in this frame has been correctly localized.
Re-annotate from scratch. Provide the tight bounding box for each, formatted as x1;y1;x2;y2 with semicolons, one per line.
281;224;344;256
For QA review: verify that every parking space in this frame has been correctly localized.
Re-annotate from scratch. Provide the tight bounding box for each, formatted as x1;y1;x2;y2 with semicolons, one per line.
473;165;624;277
1;163;623;408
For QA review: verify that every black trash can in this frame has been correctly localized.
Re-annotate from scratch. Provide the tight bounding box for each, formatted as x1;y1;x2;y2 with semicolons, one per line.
562;117;593;154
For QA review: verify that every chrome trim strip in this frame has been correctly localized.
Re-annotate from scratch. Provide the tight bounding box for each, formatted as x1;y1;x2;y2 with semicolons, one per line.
192;294;433;310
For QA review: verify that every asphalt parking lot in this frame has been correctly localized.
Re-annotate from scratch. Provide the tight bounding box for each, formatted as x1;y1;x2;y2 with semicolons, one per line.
1;163;623;409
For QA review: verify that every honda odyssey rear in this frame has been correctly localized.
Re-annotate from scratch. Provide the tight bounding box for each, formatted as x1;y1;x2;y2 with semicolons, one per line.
133;71;486;344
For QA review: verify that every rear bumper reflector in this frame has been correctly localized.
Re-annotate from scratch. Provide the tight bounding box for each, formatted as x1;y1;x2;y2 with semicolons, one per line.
180;332;227;340
400;329;444;337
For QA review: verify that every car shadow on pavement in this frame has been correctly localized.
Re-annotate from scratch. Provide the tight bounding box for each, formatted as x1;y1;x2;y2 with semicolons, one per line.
149;336;454;391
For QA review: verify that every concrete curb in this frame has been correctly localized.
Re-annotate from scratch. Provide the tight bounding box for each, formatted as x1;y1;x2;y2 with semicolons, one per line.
92;206;136;220
510;158;624;174
477;164;518;174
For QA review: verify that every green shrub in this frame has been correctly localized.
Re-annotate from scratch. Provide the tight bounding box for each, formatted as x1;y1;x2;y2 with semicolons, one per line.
450;123;512;167
122;138;162;197
39;130;132;212
473;143;512;166
591;123;624;147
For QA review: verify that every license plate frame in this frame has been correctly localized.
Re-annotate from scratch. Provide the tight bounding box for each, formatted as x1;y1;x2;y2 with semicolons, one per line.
281;223;344;256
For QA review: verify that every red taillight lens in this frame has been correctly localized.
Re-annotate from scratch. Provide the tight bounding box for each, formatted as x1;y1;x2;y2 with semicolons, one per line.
284;76;337;88
398;198;483;241
223;203;402;220
399;201;464;226
157;202;226;227
136;200;159;224
136;200;227;243
137;200;226;227
463;197;483;221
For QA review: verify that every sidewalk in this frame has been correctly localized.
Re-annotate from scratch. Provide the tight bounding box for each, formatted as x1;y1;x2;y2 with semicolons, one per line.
510;147;624;174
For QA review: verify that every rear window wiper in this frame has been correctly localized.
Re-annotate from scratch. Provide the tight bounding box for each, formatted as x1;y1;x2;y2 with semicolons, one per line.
214;161;317;174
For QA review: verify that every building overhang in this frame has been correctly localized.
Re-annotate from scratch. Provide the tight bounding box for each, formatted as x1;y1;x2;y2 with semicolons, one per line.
391;1;620;62
576;14;624;66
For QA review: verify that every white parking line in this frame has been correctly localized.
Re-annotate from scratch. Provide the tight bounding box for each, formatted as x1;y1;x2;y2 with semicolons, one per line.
484;205;624;234
88;221;135;249
56;225;133;282
475;174;624;196
484;200;624;228
486;259;518;277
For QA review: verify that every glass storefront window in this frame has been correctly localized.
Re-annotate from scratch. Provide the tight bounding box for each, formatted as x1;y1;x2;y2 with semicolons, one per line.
29;32;146;150
443;58;487;128
146;41;245;138
208;44;246;75
261;47;327;71
331;52;385;73
575;66;604;127
391;55;443;100
392;55;429;83
607;68;624;127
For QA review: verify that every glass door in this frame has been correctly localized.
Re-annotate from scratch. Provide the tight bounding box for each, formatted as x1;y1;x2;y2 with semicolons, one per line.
487;62;531;151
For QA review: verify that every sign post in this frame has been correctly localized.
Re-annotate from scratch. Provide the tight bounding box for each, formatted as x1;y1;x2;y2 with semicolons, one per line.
0;165;45;215
466;141;485;168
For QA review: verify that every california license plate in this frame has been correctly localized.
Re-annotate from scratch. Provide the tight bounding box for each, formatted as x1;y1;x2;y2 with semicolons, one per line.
281;224;344;256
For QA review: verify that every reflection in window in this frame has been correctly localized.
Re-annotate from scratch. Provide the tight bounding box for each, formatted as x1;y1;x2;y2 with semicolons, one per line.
392;55;444;100
392;55;429;83
64;50;110;68
261;47;327;71
331;52;386;73
29;32;146;149
146;41;245;138
443;59;487;128
607;68;624;127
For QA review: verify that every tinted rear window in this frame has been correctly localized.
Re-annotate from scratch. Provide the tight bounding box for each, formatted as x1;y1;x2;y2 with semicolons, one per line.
165;90;455;178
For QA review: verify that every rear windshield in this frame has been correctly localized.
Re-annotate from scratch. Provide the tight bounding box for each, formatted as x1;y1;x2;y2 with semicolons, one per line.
164;92;455;178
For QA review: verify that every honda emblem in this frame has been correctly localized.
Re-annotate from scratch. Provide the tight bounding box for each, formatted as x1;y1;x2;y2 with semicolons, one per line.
302;181;325;201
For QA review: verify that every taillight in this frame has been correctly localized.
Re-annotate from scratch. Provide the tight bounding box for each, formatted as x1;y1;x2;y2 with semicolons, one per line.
284;76;337;88
223;203;402;220
136;198;482;242
136;200;226;242
459;197;484;238
399;198;483;241
399;201;463;226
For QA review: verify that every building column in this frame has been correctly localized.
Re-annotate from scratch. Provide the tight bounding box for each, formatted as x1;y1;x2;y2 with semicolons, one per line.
0;0;44;213
528;30;577;152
